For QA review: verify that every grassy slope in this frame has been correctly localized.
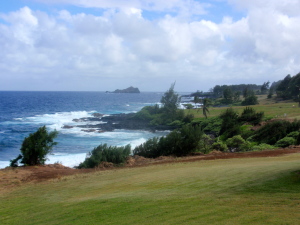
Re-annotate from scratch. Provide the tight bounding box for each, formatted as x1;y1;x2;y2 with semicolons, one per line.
1;153;300;225
190;95;300;120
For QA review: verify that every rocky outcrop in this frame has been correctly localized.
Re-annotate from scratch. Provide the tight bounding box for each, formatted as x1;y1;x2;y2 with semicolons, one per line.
108;86;140;93
62;113;172;133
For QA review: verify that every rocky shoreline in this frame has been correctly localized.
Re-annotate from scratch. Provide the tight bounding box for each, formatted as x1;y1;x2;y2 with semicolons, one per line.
62;113;172;133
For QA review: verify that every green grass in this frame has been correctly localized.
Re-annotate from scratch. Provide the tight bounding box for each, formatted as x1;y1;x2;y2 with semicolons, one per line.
1;153;300;224
190;96;300;120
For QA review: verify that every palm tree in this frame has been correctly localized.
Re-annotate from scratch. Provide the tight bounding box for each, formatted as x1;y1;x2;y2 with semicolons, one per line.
201;98;211;119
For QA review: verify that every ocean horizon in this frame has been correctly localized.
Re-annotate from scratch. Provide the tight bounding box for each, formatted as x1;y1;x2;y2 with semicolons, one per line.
0;91;173;168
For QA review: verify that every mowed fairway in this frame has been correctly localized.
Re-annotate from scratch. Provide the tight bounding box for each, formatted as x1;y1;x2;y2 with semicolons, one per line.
1;153;300;224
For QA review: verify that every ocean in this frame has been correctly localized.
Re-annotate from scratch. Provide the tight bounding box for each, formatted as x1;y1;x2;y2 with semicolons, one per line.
0;91;169;168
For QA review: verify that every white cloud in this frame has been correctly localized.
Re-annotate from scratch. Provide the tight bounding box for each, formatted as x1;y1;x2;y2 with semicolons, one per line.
1;1;300;91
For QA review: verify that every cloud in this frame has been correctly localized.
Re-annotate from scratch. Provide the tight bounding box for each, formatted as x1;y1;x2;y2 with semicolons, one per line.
0;1;300;91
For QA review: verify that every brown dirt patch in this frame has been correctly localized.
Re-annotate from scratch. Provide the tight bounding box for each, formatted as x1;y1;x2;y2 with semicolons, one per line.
1;147;300;191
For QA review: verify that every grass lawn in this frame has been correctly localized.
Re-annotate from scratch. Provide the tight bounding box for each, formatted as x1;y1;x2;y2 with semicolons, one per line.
190;95;300;120
1;153;300;224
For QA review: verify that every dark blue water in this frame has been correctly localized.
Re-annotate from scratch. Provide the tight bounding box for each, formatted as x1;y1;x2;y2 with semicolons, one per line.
0;91;167;168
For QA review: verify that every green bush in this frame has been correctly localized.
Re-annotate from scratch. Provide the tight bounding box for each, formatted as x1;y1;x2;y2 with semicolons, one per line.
78;144;131;168
134;124;203;157
251;143;277;151
275;137;296;148
133;137;161;158
239;107;264;125
168;120;184;127
182;113;194;124
219;108;241;140
212;140;228;152
241;95;258;106
240;125;254;140
198;134;213;154
10;126;58;166
226;135;251;152
286;131;300;139
193;117;222;135
253;120;300;145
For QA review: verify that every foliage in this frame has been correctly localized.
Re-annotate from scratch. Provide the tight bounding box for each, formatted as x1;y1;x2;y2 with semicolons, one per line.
239;107;264;125
241;94;258;106
183;103;194;109
131;137;161;158
260;81;270;94
226;135;251;152
219;108;240;140
182;113;194;124
10;126;58;166
251;143;277;151
267;87;274;99
212;139;228;152
286;131;300;139
78;144;131;168
160;82;181;121
198;134;213;154
275;137;296;148
201;98;211;118
275;73;300;103
133;124;203;157
212;84;262;98
239;125;254;140
9;154;22;167
222;87;233;104
233;91;241;102
253;120;300;145
193;116;222;135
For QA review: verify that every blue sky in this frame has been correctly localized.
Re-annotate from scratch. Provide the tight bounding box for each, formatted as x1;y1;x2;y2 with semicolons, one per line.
0;0;300;91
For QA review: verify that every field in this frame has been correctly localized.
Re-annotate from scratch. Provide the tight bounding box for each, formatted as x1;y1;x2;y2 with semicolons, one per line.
190;95;300;120
1;150;300;224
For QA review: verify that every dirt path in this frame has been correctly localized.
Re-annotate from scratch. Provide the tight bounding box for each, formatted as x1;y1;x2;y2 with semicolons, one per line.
1;147;300;191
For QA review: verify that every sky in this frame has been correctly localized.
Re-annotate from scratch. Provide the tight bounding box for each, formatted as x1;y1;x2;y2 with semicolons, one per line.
0;0;300;92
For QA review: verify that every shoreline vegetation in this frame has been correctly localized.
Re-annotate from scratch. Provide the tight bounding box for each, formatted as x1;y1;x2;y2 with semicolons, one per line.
2;75;300;224
8;73;300;169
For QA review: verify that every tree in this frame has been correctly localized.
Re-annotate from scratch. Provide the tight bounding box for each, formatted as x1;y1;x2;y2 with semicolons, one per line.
160;82;181;122
201;98;211;119
243;87;249;98
223;87;233;104
267;87;274;99
233;91;241;102
10;126;58;166
241;94;258;106
260;81;270;94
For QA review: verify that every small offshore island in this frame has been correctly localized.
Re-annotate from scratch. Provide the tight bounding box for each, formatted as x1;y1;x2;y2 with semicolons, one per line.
106;86;140;93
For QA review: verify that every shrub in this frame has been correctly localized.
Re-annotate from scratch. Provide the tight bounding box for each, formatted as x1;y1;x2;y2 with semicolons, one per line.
251;143;277;151
168;120;183;127
219;108;241;140
253;120;300;145
78;144;131;168
198;134;213;154
226;135;251;152
134;124;203;157
182;113;194;124
240;125;254;140
133;137;161;158
275;137;296;148
212;140;228;152
241;95;258;106
286;131;300;139
10;126;58;166
239;107;264;125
